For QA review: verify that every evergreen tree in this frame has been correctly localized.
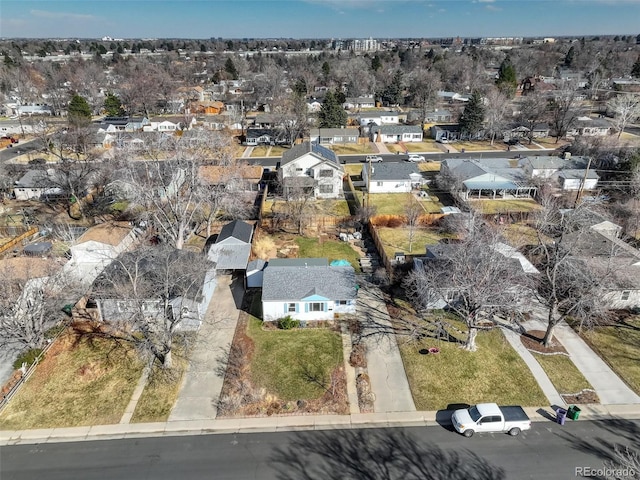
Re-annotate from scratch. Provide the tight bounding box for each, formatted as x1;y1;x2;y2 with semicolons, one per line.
321;61;330;81
632;55;640;78
459;91;485;138
317;91;347;128
381;70;404;106
496;57;517;97
371;55;382;71
224;57;238;79
103;93;125;117
68;94;92;128
564;45;576;67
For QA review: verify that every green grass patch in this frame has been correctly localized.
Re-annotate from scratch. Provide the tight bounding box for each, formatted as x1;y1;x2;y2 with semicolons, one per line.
110;201;129;213
0;333;144;430
130;337;192;423
247;317;343;400
581;318;640;395
296;237;361;272
533;353;593;395
399;323;547;410
330;144;375;155
376;226;448;258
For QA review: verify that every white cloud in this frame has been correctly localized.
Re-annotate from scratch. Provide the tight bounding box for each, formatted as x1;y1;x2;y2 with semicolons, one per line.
478;0;496;3
485;4;502;10
30;9;97;21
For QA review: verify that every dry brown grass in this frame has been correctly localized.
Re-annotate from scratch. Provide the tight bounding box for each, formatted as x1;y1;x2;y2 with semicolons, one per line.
252;235;277;259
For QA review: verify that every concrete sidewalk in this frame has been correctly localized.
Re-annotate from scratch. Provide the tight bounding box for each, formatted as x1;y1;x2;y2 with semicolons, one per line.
169;274;242;421
357;282;416;413
522;319;640;405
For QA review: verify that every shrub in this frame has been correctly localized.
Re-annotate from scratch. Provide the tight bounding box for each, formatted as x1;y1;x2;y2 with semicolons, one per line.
13;348;43;370
349;343;367;368
277;315;300;330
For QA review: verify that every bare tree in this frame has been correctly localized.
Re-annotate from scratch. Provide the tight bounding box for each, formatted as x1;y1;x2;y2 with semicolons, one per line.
517;91;549;145
90;245;213;369
608;94;640;139
548;82;582;143
404;221;529;351
530;196;614;346
484;88;511;146
275;176;315;235
404;199;423;253
605;445;640;480
0;259;78;352
410;69;441;124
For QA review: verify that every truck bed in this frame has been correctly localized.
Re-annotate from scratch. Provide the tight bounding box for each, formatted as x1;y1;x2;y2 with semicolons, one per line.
500;405;529;422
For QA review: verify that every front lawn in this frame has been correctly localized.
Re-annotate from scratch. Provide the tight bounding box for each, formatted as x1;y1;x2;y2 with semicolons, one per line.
330;144;375;155
0;333;144;430
296;237;361;272
450;140;505;152
247;317;344;400
130;337;192;423
404;142;442;153
533;353;595;396
580;316;640;395
398;322;547;410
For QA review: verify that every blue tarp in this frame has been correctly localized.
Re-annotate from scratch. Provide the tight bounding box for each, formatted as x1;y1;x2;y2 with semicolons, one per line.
330;259;351;267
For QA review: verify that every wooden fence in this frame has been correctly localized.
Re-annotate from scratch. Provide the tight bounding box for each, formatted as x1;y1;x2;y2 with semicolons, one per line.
0;226;39;256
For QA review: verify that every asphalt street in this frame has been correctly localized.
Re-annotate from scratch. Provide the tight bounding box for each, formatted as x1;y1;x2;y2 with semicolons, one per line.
1;420;637;479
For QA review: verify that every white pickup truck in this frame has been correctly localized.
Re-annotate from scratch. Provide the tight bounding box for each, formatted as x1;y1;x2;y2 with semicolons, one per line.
452;403;531;437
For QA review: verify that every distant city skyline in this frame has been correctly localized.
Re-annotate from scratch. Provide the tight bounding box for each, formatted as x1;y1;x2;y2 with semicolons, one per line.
1;0;639;40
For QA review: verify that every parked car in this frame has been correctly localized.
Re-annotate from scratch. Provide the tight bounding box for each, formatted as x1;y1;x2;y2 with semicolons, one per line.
451;403;531;437
407;154;425;162
364;155;383;163
436;138;449;144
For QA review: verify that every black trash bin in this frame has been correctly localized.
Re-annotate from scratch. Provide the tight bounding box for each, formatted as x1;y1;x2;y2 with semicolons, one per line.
556;408;567;425
567;406;581;421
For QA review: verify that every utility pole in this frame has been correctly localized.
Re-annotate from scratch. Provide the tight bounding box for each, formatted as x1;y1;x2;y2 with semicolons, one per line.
574;156;592;208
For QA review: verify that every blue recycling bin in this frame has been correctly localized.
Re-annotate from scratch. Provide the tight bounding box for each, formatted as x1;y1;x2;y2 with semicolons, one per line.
556;408;567;425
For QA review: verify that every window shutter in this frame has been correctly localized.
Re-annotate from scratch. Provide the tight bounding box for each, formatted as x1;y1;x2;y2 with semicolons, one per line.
323;303;327;312
295;303;299;313
305;303;309;313
284;303;287;314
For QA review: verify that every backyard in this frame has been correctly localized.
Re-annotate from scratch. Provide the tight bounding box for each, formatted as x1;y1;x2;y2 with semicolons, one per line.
0;332;144;430
367;192;443;216
296;236;361;272
262;198;350;218
469;198;542;215
375;226;448;259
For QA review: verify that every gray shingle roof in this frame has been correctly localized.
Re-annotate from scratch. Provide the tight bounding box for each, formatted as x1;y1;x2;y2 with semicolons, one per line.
368;162;419;181
216;220;253;244
280;141;339;166
208;243;252;270
262;259;357;301
371;125;423;135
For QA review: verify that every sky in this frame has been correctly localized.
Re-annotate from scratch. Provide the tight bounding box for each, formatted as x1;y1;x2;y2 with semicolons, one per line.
1;0;639;40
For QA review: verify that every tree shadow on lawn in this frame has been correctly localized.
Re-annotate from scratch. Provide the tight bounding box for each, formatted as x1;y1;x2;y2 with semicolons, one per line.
270;428;505;480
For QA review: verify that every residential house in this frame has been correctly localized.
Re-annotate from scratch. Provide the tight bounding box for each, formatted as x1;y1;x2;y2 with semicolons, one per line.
343;96;376;110
503;123;550;141
356;111;399;127
370;125;423;143
66;221;142;283
441;158;537;201
278;142;344;199
612;78;640;93
253;113;295;129
567;117;611;137
89;249;215;331
198;165;264;192
207;220;254;271
431;125;462;142
191;100;225;115
437;91;470;103
564;220;640;309
424;109;454;123
244;128;287;146
361;162;424;193
145;116;196;132
309;127;360;145
13;169;65;201
306;98;323;113
14;104;54;116
261;258;357;322
518;155;599;191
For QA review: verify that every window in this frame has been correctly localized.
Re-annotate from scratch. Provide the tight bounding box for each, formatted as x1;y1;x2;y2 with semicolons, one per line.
376;182;383;187
336;300;348;306
319;169;333;178
296;168;304;172
288;303;296;312
319;184;333;194
622;291;631;301
309;302;324;312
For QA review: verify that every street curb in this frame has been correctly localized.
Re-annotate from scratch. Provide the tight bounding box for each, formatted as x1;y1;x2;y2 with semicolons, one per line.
2;404;640;446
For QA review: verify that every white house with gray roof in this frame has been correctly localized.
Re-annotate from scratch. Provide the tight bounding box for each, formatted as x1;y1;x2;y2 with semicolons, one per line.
309;128;360;145
361;162;423;193
261;258;357;322
370;125;423;143
356;111;399;127
278;142;344;199
207;220;254;271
